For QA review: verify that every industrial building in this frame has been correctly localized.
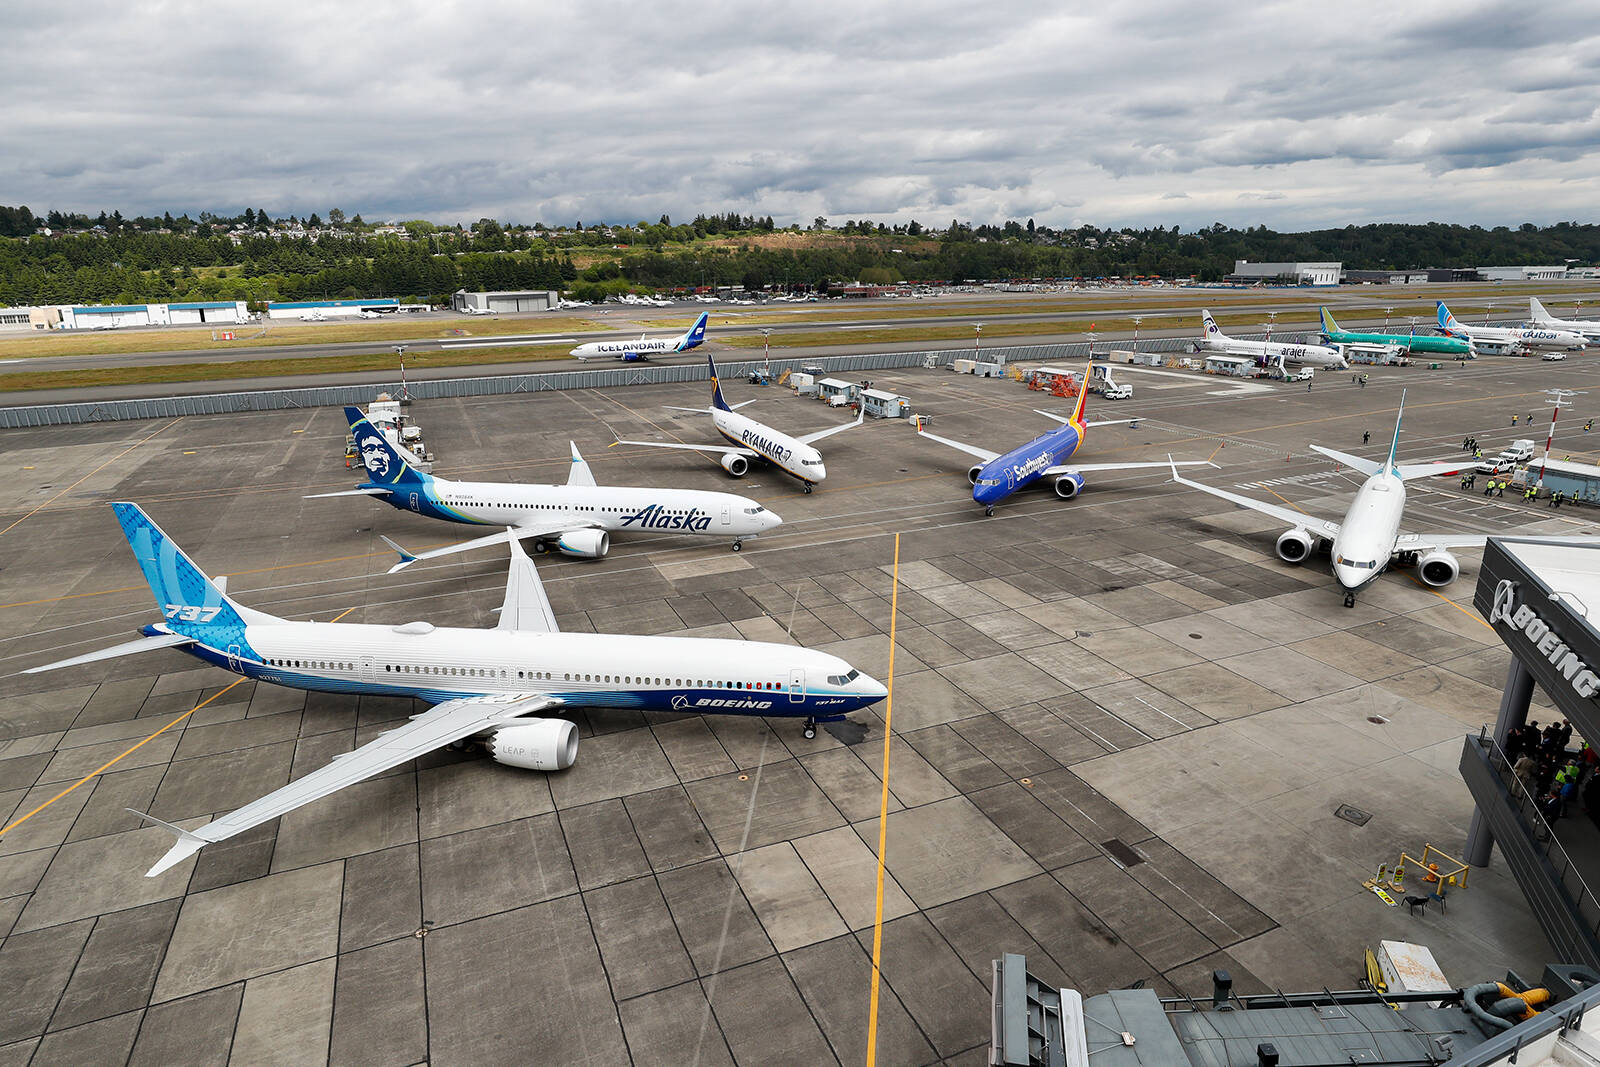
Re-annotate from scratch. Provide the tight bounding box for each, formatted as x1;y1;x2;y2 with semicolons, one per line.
1227;260;1342;286
1345;269;1431;285
0;301;252;331
1479;265;1570;281
265;299;399;320
452;289;560;314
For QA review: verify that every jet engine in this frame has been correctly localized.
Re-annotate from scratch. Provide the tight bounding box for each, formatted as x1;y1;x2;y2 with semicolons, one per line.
720;453;750;477
1275;528;1315;564
1053;472;1085;500
967;465;985;486
1417;549;1460;587
555;529;610;558
488;719;579;771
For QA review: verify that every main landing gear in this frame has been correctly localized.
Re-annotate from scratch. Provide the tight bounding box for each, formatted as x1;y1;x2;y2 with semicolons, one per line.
1343;592;1357;609
802;717;817;740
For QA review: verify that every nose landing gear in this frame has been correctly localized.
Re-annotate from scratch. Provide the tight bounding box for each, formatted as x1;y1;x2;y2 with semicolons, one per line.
802;717;817;740
1343;592;1356;608
984;505;995;517
803;483;813;494
731;539;743;552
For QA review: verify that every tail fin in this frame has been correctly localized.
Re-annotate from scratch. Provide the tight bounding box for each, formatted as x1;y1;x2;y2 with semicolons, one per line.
1531;296;1553;322
111;503;259;635
1201;309;1222;339
1070;366;1091;427
1436;301;1457;331
1386;389;1407;472
678;312;709;351
1318;306;1340;336
707;351;732;412
346;407;429;487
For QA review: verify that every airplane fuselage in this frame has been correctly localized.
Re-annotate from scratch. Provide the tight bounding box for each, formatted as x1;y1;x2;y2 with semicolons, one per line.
1327;471;1407;594
367;476;778;539
161;620;886;721
712;407;827;484
972;424;1082;506
1324;329;1470;356
1205;334;1348;368
1441;322;1586;351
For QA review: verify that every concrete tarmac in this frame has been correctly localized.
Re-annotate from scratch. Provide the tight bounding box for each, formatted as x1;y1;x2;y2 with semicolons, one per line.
0;353;1591;1063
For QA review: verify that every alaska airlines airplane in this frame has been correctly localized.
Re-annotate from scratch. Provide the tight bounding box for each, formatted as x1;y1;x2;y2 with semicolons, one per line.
571;312;708;361
1201;310;1348;369
1170;392;1598;607
615;352;862;492
914;369;1213;515
1317;307;1472;357
1530;297;1600;342
314;408;780;570
1437;301;1585;353
25;504;886;877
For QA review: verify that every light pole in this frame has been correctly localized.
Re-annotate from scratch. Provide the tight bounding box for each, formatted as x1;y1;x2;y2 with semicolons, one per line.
1264;310;1276;346
973;323;983;357
1538;388;1583;492
1485;301;1494;326
1384;306;1394;330
393;345;409;402
1132;315;1142;354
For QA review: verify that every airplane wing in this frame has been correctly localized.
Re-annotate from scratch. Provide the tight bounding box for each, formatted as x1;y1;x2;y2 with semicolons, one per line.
613;438;757;459
913;422;1001;464
1169;459;1341;537
304;487;394;499
380;516;599;573
795;408;865;446
1049;460;1213;476
131;690;563;877
567;442;597;487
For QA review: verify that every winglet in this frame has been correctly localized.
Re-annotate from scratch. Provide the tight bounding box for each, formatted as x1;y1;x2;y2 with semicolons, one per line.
380;534;419;573
126;808;208;877
1167;454;1181;481
567;441;598;487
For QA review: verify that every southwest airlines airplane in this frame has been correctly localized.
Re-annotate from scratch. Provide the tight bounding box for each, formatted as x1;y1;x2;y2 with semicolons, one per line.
616;352;862;492
1436;301;1586;352
914;370;1212;514
313;407;780;570
1170;392;1598;607
571;312;709;361
25;503;886;877
1201;310;1348;368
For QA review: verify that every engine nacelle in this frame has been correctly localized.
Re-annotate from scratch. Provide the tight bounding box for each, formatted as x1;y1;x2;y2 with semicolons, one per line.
968;465;985;486
1053;472;1085;500
1276;528;1314;564
489;719;579;771
555;529;610;558
720;452;750;477
1417;549;1460;587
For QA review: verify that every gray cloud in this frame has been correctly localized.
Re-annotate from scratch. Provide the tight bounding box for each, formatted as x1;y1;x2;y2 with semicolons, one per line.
4;0;1600;230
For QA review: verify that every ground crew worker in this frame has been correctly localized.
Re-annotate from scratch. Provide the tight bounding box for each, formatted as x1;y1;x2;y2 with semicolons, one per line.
1485;480;1496;497
1467;473;1476;490
1363;431;1371;444
1307;381;1313;392
1497;481;1506;497
1512;414;1519;426
1474;448;1482;459
1586;420;1593;432
1462;436;1470;450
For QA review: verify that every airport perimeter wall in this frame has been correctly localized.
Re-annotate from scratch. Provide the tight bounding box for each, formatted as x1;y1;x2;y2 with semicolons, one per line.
0;338;1207;427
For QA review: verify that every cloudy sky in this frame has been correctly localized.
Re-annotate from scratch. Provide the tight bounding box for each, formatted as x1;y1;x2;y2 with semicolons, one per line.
6;0;1600;231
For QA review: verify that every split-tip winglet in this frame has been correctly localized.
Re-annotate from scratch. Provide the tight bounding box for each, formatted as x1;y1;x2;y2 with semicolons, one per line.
380;534;419;573
126;808;208;877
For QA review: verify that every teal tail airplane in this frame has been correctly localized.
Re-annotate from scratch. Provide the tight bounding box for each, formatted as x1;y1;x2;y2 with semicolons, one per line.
1318;307;1473;357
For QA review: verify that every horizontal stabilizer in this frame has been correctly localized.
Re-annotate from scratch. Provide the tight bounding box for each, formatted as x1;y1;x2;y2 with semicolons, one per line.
1308;445;1380;477
304;487;393;499
22;631;194;674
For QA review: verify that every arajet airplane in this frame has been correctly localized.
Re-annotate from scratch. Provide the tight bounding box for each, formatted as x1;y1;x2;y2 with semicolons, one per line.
1436;301;1586;353
913;368;1213;515
313;408;781;570
1530;297;1600;342
1317;307;1473;357
1169;391;1596;607
25;503;886;877
1200;310;1349;369
615;351;862;492
571;312;709;361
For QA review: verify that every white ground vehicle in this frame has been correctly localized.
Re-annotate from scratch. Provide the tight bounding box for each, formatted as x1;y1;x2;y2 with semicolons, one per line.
1476;439;1537;474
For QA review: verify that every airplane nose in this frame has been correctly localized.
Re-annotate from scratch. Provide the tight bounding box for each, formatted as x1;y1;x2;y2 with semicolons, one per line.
857;673;888;700
764;510;784;530
812;464;827;482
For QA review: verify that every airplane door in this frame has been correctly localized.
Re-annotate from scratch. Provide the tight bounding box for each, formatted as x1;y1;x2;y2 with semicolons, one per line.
788;668;805;704
361;656;375;684
721;504;731;527
408;492;420;513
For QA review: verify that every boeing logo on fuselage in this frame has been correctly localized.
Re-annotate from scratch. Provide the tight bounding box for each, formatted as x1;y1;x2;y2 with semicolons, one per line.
619;504;713;531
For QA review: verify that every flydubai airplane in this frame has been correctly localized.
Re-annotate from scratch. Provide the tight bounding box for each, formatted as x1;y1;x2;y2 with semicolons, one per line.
1436;301;1585;353
1169;391;1597;607
1200;310;1349;369
615;352;862;492
571;311;709;361
312;407;781;570
24;503;886;877
1530;297;1600;342
914;369;1213;515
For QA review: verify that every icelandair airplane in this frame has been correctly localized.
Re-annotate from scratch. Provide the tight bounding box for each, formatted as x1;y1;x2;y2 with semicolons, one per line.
1169;392;1599;607
1436;301;1586;353
1530;297;1600;342
25;503;886;877
1317;307;1473;357
571;312;709;361
313;408;781;569
1200;310;1348;369
914;369;1213;514
615;352;862;492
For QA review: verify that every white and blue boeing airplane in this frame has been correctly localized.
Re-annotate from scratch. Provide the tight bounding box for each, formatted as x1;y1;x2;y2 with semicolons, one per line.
914;369;1213;515
313;407;781;570
571;312;709;361
25;503;887;877
1436;301;1586;353
616;352;863;492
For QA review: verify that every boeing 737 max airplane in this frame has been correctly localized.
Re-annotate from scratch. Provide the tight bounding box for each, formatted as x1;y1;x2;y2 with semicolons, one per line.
1530;297;1600;342
1201;310;1349;369
913;367;1213;514
616;352;862;492
1437;301;1586;352
312;407;780;570
23;503;886;876
1169;392;1598;606
571;312;708;361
